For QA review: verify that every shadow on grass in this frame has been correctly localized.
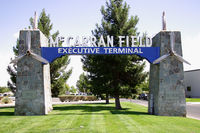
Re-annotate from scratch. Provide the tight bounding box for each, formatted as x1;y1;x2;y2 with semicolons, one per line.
0;112;14;116
0;103;148;116
53;105;119;112
50;111;148;116
0;107;14;116
52;104;148;116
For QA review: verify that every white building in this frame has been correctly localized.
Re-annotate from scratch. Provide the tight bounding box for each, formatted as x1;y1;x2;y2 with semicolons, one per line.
184;69;200;98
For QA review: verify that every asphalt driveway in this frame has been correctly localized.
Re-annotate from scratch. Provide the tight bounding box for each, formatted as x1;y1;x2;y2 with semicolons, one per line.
121;99;200;120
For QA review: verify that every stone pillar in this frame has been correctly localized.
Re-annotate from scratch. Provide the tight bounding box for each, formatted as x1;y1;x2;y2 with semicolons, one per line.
15;30;52;115
148;31;186;116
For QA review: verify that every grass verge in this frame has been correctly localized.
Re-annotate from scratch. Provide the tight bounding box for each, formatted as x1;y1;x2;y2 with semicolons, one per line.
0;102;200;133
186;98;200;102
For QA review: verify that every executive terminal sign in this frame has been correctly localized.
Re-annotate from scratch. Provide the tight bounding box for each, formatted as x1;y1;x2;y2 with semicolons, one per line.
41;35;160;63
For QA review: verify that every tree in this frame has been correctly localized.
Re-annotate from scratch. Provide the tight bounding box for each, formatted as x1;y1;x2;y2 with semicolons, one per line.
137;77;149;92
81;65;110;103
30;9;72;97
70;86;77;94
7;9;72;97
7;39;19;94
0;86;11;93
82;0;147;109
76;73;90;93
65;84;70;92
88;76;111;104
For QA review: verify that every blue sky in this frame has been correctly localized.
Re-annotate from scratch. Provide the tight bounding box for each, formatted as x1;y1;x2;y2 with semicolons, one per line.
0;0;200;87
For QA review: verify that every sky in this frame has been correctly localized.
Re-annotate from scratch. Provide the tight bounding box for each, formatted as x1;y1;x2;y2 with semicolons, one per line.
0;0;200;87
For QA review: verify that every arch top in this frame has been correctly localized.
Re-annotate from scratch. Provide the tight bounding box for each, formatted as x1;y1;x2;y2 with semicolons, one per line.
41;47;160;64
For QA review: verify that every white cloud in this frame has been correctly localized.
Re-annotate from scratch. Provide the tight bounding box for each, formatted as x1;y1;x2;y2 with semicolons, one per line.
0;52;13;86
66;55;84;87
0;32;18;86
182;33;200;71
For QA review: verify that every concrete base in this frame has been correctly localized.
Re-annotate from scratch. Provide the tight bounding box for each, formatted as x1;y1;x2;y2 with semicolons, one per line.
148;31;186;116
15;30;52;115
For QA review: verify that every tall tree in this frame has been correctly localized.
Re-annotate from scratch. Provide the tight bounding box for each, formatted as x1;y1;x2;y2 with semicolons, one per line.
70;86;77;94
76;73;90;93
0;86;11;93
7;39;19;94
7;9;72;97
81;57;111;103
88;75;111;104
30;9;72;97
82;0;147;109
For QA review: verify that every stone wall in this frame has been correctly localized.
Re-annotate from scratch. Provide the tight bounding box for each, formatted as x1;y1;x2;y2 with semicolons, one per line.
148;31;186;116
15;30;52;115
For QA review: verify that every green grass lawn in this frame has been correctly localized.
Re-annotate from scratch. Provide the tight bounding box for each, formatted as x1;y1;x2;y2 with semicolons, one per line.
0;102;200;133
186;98;200;102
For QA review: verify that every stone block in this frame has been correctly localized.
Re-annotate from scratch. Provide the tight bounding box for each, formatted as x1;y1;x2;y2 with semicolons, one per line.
148;31;186;116
15;30;52;115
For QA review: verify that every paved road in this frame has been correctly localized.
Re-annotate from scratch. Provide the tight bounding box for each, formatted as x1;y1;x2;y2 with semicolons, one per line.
120;99;200;120
186;102;200;120
120;99;148;107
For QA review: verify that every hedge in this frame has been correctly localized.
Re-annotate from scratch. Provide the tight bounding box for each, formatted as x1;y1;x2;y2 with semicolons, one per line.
58;95;97;102
1;97;12;104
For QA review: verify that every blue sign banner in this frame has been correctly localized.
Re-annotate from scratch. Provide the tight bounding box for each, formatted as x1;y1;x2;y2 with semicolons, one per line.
41;47;160;64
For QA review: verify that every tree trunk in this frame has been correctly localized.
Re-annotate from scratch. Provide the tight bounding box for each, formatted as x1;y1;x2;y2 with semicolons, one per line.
115;95;122;109
106;93;109;104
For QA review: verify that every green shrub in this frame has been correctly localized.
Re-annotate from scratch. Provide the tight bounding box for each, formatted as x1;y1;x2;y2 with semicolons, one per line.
58;95;97;102
74;96;81;101
79;96;85;101
59;95;66;102
0;87;11;93
1;97;12;104
83;96;88;101
87;96;92;101
67;95;75;102
132;94;139;99
87;96;97;101
58;95;74;102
